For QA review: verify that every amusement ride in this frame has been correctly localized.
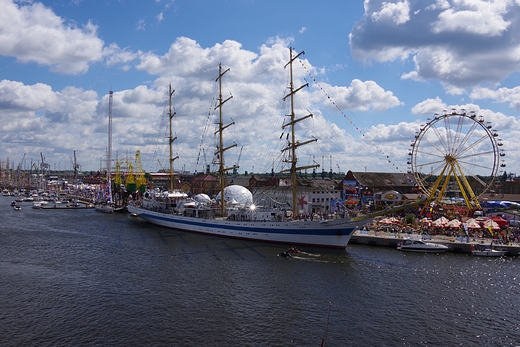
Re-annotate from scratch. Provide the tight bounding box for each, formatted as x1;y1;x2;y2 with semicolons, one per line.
408;109;505;215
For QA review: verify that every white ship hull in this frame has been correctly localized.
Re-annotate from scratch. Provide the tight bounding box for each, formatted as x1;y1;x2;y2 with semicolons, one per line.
127;204;368;249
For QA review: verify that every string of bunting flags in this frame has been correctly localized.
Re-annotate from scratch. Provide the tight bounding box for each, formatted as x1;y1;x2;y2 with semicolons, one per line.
297;58;402;173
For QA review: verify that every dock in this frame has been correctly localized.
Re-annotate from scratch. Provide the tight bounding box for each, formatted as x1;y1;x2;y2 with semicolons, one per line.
40;204;94;209
350;230;520;256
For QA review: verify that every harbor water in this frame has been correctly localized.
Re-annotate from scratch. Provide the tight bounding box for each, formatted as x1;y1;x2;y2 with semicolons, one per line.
1;195;519;346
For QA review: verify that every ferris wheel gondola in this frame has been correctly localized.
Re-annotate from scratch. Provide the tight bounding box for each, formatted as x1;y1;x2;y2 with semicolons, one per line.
409;109;504;211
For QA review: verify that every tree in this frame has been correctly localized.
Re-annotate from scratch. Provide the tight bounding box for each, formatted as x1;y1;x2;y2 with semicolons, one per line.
405;213;416;225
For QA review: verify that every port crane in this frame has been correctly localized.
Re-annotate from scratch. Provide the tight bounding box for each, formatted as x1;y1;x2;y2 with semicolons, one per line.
70;151;80;182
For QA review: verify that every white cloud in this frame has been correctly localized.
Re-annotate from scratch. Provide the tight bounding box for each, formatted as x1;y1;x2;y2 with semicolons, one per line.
365;121;418;143
0;79;57;111
0;0;105;74
104;43;139;68
426;0;450;11
401;70;420;81
0;80;101;166
411;97;447;115
137;19;146;31
350;0;520;89
471;85;520;110
371;0;411;25
432;10;509;36
315;80;403;112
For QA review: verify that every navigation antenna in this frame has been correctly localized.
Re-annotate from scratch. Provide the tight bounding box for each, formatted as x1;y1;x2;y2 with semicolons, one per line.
281;48;319;217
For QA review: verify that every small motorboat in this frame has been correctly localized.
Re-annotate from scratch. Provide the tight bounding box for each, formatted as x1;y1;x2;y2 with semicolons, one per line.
397;239;449;253
471;244;506;257
286;247;301;254
94;204;114;213
471;249;506;257
10;200;16;206
277;247;302;258
13;205;21;211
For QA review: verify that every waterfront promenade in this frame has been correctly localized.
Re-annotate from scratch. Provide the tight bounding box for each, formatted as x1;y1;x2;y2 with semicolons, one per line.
351;230;520;256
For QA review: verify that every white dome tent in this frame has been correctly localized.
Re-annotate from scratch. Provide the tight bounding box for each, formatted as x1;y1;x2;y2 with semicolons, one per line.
215;185;253;207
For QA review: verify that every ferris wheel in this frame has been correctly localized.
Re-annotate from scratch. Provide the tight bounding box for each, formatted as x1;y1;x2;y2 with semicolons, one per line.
408;109;505;210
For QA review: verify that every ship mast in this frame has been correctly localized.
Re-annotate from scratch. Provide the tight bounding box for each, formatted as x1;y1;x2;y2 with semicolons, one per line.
214;63;237;216
168;84;178;192
107;90;113;204
281;48;319;217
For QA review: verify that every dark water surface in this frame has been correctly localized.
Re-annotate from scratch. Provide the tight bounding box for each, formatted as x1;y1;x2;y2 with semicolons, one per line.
1;196;519;346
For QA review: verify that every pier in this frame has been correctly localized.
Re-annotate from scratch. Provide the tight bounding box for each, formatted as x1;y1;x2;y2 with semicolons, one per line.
350;230;520;256
40;204;94;209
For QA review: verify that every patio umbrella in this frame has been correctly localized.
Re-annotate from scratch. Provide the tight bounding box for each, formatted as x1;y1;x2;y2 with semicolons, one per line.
464;218;481;229
483;219;500;230
447;219;462;228
432;216;449;227
379;218;392;225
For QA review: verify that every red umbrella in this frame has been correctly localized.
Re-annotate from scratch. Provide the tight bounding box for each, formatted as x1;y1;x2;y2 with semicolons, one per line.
489;216;508;228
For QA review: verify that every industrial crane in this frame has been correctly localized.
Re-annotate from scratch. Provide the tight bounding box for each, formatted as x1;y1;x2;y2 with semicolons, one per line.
113;162;123;186
70;151;80;182
126;162;135;186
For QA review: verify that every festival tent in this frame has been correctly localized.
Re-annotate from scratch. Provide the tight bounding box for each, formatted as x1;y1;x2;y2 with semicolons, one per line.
432;216;449;227
489;216;509;228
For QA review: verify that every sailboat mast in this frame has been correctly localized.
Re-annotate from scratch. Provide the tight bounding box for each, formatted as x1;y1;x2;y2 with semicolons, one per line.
168;85;178;192
214;63;236;215
107;90;113;204
282;48;319;217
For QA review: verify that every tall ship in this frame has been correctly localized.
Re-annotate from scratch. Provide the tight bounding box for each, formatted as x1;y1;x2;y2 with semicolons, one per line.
127;49;372;248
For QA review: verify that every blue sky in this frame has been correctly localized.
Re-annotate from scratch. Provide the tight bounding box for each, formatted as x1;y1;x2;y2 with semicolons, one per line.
1;0;519;180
